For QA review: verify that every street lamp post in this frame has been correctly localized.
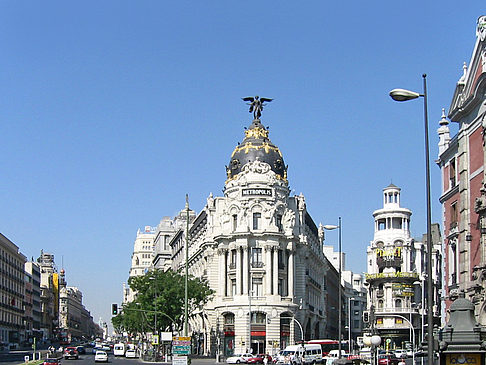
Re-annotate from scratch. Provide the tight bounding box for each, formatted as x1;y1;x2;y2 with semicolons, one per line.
323;217;342;359
185;194;190;337
281;316;305;364
390;74;434;365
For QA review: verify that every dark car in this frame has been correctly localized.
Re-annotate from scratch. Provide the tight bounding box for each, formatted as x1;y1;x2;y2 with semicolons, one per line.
76;346;86;354
248;354;272;364
64;347;79;360
43;359;61;365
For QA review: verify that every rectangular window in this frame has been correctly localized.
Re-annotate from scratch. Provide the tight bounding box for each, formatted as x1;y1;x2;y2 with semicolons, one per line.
451;202;458;229
253;212;261;230
450;159;456;187
251;277;263;297
252;248;262;267
231;279;236;297
232;215;238;231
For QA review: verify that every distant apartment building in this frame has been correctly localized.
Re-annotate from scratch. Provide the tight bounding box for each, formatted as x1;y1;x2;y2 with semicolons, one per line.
24;261;42;342
58;268;98;341
123;226;157;303
37;251;57;340
0;233;27;346
322;244;367;347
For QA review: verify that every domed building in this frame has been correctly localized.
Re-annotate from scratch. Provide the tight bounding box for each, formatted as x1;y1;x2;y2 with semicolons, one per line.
170;100;337;356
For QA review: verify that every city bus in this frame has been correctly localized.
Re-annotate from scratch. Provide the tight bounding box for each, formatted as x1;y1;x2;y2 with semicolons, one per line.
305;340;348;356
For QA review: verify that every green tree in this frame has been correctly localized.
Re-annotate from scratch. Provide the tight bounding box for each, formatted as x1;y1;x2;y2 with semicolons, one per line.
112;269;213;335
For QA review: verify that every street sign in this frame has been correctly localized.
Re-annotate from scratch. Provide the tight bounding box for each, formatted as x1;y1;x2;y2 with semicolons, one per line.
173;355;188;365
172;336;191;355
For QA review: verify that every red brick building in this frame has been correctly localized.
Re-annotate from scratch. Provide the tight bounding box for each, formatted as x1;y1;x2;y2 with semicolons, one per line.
437;16;486;322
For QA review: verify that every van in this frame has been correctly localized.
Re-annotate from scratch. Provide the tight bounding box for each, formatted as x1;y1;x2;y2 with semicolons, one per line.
113;343;125;356
302;344;322;364
323;350;349;365
276;344;322;365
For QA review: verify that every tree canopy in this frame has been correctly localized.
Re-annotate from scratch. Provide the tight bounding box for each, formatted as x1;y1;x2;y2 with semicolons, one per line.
112;269;214;335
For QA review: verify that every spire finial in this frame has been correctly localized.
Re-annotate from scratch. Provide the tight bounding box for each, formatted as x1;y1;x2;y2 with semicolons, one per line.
439;108;449;126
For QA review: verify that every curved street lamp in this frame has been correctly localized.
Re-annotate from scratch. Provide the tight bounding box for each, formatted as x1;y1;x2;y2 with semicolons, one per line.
323;217;343;359
389;74;434;365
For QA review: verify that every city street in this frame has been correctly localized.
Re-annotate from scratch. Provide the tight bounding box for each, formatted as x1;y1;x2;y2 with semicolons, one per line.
0;352;220;365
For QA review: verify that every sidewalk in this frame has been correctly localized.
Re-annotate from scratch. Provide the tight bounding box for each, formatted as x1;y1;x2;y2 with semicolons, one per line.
141;355;220;365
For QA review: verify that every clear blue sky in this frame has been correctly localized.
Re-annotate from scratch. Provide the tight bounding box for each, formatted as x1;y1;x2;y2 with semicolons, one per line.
1;1;484;330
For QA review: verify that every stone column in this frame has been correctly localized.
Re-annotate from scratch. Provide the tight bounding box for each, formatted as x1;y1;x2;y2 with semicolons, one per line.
288;249;294;297
236;247;242;295
265;246;272;295
243;247;249;295
273;247;279;295
218;249;225;297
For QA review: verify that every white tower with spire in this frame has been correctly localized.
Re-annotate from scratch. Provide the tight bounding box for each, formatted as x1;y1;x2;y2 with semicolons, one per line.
365;184;422;348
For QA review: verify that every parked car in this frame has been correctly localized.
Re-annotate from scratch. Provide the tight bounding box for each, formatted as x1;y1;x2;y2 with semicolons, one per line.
125;349;137;358
226;353;254;364
76;346;86;355
43;358;61;365
93;346;103;354
63;347;79;360
95;350;109;363
248;354;272;364
393;350;407;359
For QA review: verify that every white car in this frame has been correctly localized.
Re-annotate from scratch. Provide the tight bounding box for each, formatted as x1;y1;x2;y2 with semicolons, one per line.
394;350;407;359
125;349;137;358
226;354;253;364
95;350;109;362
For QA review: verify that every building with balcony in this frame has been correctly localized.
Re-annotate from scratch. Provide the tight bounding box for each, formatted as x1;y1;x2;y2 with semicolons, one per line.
437;15;486;323
24;261;42;343
365;185;441;349
0;233;27;346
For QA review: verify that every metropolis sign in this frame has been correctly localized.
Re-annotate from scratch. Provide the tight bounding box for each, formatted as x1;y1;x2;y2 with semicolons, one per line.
242;188;272;197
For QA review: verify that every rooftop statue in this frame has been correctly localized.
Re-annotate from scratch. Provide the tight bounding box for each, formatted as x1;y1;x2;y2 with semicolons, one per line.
242;95;273;120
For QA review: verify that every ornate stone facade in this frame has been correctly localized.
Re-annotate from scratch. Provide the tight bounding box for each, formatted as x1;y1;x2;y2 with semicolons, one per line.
172;116;335;356
437;15;486;323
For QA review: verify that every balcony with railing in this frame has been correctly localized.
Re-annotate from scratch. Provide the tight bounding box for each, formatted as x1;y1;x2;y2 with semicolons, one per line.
374;307;418;314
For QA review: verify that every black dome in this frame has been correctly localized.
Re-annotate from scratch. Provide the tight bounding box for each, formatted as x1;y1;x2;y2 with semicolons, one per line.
226;119;287;181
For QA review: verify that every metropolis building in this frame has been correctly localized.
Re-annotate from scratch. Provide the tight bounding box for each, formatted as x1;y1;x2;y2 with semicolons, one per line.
167;104;336;356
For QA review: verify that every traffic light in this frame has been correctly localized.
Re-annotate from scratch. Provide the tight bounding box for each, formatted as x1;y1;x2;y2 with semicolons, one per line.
363;311;369;323
112;303;118;315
